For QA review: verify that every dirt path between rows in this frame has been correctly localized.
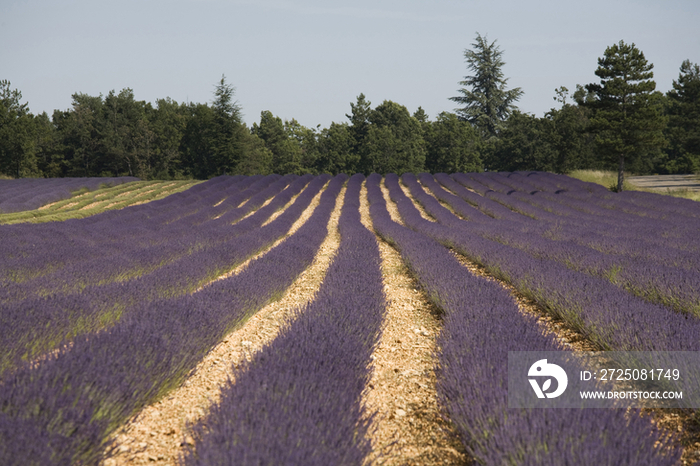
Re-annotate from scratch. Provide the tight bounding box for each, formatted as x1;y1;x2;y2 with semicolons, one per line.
360;184;467;465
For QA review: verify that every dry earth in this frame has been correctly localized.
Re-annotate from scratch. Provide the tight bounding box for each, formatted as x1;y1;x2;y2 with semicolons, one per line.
360;185;467;465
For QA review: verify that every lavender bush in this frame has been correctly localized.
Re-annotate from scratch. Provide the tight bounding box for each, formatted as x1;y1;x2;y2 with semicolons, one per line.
423;173;700;316
391;173;700;352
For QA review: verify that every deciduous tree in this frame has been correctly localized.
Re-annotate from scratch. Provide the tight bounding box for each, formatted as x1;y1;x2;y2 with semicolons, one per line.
663;60;700;173
424;112;481;173
361;100;426;175
316;122;357;175
0;80;37;177
252;111;304;174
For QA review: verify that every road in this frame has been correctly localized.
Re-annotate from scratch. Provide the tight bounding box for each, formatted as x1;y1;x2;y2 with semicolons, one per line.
627;174;700;192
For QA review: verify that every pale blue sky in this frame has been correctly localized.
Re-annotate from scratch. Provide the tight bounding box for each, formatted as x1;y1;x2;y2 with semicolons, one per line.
2;0;699;129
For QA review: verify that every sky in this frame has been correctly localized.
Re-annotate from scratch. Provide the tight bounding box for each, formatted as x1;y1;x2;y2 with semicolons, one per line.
2;0;699;129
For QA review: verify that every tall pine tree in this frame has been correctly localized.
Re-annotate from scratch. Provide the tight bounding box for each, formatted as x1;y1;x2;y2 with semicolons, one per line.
585;40;666;191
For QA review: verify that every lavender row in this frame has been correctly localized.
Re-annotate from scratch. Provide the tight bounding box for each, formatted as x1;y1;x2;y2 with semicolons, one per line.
185;174;385;466
0;177;140;214
0;174;289;297
365;174;679;465
488;172;700;253
428;173;700;306
0;174;305;303
434;173;528;221
388;173;700;353
0;176;241;283
419;174;700;316
0;175;327;376
0;174;279;287
0;174;346;466
0;173;260;278
475;172;700;245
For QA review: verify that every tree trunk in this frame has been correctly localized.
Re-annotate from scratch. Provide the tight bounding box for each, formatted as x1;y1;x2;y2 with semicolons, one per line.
617;154;625;192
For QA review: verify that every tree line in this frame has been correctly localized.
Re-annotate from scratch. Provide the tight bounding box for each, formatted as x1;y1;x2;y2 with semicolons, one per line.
1;36;698;183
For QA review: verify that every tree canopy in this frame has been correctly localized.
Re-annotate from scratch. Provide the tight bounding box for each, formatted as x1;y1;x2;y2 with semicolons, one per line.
2;41;698;182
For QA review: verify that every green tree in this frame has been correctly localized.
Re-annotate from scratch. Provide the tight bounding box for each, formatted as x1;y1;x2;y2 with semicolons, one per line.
315;122;357;175
102;88;153;177
543;86;595;173
662;60;700;173
284;118;318;173
148;98;188;179
361;100;426;175
53;93;104;177
252;111;304;174
180;102;216;178
0;80;37;177
33;111;62;177
584;40;667;191
346;93;372;157
450;33;523;138
413;107;429;125
486;111;557;172
211;75;245;174
424;112;481;173
236;131;273;175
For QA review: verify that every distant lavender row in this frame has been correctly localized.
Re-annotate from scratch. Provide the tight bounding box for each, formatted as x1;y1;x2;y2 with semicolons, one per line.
0;174;277;287
0;177;140;214
365;174;679;465
459;172;700;249
0;174;346;466
419;174;700;316
427;173;700;316
0;174;284;369
0;174;326;375
486;172;700;254
185;173;385;466
0;174;301;302
391;173;700;353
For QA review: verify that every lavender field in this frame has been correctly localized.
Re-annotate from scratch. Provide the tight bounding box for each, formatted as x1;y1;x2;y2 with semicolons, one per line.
0;177;139;214
0;172;696;465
